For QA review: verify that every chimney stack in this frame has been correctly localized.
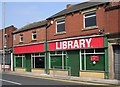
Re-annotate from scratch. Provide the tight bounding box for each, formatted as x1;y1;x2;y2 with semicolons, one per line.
110;2;119;6
66;4;72;9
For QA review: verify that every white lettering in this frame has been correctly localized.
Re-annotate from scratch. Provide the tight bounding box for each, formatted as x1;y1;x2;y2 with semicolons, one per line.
56;38;93;50
56;42;61;49
73;40;79;48
79;39;85;48
86;38;92;47
63;41;67;49
68;41;73;49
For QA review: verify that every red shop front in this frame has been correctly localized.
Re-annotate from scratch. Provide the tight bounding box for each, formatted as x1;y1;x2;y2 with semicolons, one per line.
48;36;108;79
13;43;46;73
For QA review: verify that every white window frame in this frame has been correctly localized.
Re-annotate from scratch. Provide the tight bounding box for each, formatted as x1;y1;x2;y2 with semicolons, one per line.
80;49;105;71
56;19;65;34
84;11;96;29
15;54;24;68
31;53;45;68
13;34;16;40
19;34;23;42
32;32;37;40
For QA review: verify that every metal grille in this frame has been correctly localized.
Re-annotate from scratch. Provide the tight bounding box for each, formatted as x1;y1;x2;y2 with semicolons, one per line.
113;45;120;80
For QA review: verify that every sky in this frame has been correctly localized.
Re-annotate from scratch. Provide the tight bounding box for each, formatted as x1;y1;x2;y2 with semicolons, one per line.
0;1;88;29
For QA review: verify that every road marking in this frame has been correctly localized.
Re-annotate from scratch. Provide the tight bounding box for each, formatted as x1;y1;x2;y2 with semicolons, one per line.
0;79;22;85
6;73;114;86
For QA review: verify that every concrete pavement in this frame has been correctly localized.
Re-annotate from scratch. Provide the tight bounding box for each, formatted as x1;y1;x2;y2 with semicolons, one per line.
3;71;120;86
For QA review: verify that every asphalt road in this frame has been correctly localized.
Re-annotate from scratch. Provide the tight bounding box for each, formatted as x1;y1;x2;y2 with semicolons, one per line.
1;73;84;85
1;73;116;87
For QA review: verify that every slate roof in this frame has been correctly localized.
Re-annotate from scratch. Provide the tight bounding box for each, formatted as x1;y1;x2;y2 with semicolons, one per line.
13;2;108;34
13;20;47;34
47;2;108;19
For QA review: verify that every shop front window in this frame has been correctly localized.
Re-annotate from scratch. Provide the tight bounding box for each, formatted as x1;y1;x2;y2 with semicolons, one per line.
35;57;44;68
32;53;45;68
81;49;105;71
50;51;67;69
15;54;24;68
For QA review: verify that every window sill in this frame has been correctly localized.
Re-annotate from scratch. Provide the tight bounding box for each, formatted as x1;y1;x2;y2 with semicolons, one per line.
54;31;66;36
19;41;23;44
49;68;68;71
82;26;98;31
80;70;105;72
32;68;44;70
31;39;37;42
15;67;25;69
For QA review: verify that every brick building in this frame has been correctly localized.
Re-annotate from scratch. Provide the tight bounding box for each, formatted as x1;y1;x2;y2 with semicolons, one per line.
13;20;47;73
0;25;17;71
13;2;120;80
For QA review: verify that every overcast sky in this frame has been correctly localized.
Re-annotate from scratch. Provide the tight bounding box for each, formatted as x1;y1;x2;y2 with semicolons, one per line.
0;1;88;29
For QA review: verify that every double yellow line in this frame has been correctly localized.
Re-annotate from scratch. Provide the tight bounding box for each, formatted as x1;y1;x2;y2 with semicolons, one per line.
6;73;119;87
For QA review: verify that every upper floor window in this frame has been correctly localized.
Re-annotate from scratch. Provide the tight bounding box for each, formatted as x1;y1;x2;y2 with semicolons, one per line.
19;34;23;42
32;32;37;40
56;19;65;33
13;34;16;40
84;11;96;28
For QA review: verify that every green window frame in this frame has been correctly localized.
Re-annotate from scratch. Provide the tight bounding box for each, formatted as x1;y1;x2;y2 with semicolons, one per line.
31;53;45;69
81;49;105;71
15;54;24;68
49;51;67;69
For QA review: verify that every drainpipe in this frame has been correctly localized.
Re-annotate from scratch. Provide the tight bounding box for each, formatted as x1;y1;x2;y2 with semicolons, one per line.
104;36;109;79
45;20;53;74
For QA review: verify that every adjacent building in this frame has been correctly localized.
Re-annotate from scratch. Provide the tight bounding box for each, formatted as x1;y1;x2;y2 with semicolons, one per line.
0;25;17;71
13;20;47;73
13;2;120;80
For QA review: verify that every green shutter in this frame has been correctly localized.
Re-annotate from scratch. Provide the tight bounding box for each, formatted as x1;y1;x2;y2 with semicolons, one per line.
51;56;62;69
67;50;80;76
86;54;105;71
16;57;22;67
25;54;31;72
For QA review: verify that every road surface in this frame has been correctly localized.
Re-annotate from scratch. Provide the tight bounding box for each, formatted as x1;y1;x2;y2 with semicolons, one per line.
1;73;116;87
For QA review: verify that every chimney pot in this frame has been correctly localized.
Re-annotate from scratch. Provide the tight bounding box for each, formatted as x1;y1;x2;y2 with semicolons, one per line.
66;4;72;9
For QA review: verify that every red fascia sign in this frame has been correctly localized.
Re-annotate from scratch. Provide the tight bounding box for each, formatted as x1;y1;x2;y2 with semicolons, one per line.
49;37;104;51
14;44;44;54
90;56;100;62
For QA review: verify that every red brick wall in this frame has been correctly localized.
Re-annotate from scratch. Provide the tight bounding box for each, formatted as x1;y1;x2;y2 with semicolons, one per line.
0;30;3;50
13;27;46;45
47;6;106;41
0;26;17;50
47;4;119;41
13;2;120;46
6;26;17;48
119;6;120;33
105;9;119;34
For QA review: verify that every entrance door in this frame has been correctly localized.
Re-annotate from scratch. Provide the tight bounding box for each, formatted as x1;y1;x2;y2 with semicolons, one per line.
67;50;80;76
26;54;31;72
113;45;120;80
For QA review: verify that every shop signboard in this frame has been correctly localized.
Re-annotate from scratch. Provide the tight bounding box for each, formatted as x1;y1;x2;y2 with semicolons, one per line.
90;56;100;62
49;37;104;51
14;44;44;54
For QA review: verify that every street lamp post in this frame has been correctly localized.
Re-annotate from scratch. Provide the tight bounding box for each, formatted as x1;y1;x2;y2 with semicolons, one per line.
45;20;53;74
3;2;6;72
